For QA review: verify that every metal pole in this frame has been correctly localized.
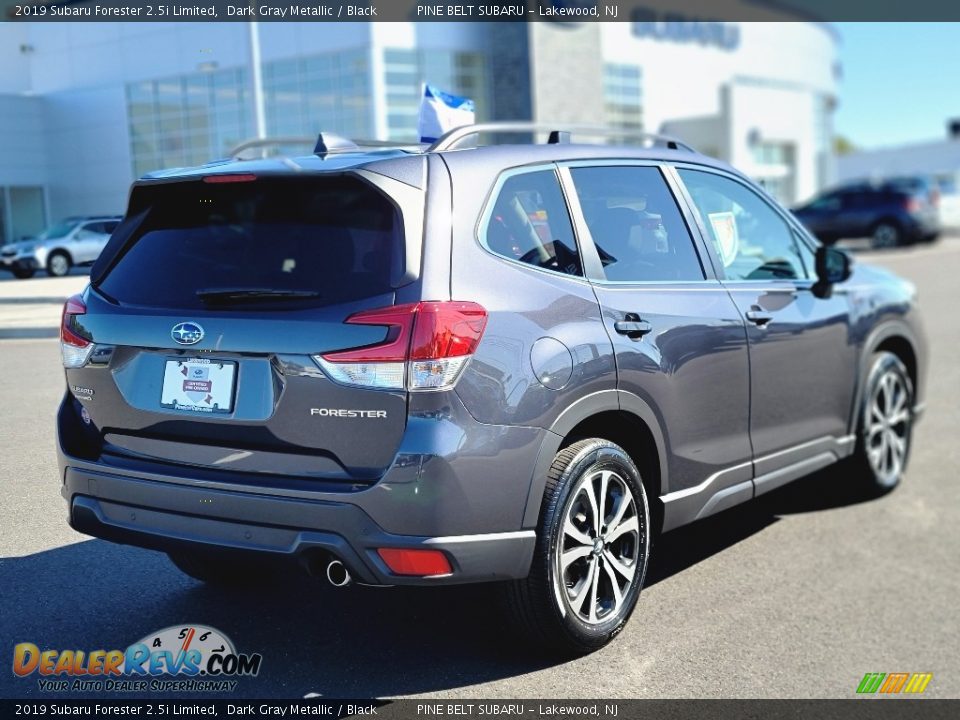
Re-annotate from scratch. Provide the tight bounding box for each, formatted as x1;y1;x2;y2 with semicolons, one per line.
248;21;267;143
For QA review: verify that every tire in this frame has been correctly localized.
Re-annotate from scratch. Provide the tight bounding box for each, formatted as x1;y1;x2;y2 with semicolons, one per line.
500;438;651;656
848;352;914;495
168;548;274;587
12;266;35;279
870;221;903;250
46;251;72;277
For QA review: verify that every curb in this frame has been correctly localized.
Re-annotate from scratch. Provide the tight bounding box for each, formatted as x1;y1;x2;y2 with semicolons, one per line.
0;327;59;340
0;297;70;305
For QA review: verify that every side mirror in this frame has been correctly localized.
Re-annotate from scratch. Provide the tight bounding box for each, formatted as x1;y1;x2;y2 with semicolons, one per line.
813;245;852;298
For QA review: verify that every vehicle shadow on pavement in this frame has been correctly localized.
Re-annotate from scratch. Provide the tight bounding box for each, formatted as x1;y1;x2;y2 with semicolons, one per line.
645;463;878;588
0;467;878;700
0;539;555;700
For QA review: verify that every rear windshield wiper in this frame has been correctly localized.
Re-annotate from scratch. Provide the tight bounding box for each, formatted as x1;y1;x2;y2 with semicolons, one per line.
196;287;322;304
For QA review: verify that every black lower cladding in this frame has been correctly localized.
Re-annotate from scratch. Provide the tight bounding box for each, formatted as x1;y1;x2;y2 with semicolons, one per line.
69;495;372;583
62;466;538;586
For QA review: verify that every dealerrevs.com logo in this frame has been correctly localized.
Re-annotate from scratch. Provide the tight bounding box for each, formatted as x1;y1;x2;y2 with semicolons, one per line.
13;624;262;693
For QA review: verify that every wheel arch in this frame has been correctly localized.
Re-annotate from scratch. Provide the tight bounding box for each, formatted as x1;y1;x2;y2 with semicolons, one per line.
875;335;918;393
850;321;921;432
870;215;904;235
522;390;669;535
47;246;74;265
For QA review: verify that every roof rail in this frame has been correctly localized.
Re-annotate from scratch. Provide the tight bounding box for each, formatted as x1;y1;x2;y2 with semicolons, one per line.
427;122;697;153
228;134;421;159
228;136;315;158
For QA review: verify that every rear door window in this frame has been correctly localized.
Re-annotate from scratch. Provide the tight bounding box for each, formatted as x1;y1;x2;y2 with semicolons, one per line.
482;169;583;277
97;176;403;310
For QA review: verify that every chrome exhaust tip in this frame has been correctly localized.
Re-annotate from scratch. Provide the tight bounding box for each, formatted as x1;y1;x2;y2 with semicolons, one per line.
325;559;352;588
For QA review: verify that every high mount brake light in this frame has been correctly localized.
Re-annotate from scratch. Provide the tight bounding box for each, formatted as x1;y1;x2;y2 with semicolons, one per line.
202;174;257;184
313;301;488;391
61;294;94;368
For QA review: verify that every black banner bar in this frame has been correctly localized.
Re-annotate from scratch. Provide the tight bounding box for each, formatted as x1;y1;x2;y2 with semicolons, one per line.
2;700;959;719
4;0;960;23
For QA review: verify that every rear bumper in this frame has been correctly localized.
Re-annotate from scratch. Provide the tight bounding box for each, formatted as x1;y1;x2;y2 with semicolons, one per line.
57;385;545;585
61;465;536;586
905;213;940;239
0;255;38;270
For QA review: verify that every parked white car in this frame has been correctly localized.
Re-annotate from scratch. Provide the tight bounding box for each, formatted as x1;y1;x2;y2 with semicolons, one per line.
0;216;121;279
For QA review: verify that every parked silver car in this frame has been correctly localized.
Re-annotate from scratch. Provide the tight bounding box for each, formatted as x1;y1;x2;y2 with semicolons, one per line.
0;216;121;279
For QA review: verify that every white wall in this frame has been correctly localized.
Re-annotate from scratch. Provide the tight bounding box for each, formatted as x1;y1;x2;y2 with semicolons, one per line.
0;25;32;94
600;22;837;201
0;95;47;186
43;86;132;218
726;82;821;202
600;22;838;134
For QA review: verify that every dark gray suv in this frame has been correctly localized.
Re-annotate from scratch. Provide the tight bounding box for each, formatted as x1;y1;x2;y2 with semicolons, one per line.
58;124;926;654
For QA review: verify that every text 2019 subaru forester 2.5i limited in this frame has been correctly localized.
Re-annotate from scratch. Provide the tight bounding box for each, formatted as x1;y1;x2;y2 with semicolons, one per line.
58;124;926;654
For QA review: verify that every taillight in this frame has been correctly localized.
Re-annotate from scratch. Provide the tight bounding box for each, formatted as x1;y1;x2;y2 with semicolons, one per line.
61;294;94;368
377;548;452;576
904;196;922;213
313;301;487;391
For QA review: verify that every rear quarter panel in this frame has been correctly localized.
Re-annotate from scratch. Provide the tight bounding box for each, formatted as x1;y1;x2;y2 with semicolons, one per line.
440;153;616;431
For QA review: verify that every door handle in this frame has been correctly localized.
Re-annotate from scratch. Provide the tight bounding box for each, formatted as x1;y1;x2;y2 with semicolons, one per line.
745;306;774;327
614;319;652;339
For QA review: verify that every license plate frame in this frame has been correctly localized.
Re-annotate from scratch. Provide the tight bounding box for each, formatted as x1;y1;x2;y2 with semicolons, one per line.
160;358;237;414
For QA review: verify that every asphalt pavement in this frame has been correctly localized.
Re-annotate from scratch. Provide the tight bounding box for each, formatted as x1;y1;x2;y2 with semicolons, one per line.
1;240;958;700
0;271;89;339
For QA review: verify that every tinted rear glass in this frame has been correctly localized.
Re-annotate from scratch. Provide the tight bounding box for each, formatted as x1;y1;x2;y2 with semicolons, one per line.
98;176;402;310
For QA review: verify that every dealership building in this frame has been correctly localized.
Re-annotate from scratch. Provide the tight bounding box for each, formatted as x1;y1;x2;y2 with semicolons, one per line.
0;18;839;244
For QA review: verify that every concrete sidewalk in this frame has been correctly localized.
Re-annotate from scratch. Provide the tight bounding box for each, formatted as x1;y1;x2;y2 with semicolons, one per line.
0;274;89;339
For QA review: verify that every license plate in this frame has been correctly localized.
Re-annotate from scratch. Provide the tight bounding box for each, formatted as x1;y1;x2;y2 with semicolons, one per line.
161;359;237;414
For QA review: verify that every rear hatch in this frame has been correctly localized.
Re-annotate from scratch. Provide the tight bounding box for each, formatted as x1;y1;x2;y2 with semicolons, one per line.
64;170;421;489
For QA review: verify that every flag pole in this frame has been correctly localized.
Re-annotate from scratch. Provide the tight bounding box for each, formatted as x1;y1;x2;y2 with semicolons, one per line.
248;21;267;153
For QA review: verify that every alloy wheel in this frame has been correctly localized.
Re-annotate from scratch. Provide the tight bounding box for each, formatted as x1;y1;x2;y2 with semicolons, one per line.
872;223;899;249
49;255;69;276
866;369;910;486
556;469;640;625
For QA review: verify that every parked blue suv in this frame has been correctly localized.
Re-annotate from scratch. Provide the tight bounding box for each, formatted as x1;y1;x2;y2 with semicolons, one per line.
58;124;926;654
792;177;940;248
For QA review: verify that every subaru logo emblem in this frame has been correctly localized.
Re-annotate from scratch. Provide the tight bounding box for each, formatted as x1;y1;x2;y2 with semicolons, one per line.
171;322;204;345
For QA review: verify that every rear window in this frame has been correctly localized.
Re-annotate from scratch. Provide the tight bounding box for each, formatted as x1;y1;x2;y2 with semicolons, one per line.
98;176;402;310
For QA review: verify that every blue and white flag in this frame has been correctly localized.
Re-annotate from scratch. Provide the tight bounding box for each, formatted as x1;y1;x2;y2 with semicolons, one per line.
417;84;475;143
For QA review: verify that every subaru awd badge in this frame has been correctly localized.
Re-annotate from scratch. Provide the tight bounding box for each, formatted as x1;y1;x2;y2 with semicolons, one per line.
171;322;204;345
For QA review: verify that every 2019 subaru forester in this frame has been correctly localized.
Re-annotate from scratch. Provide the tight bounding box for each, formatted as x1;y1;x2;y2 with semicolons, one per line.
58;124;926;654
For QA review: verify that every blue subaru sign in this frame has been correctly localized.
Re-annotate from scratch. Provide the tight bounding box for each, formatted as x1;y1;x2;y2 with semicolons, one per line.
632;20;741;51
